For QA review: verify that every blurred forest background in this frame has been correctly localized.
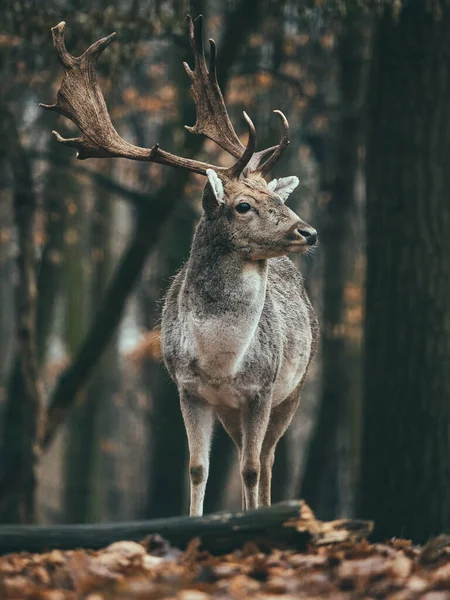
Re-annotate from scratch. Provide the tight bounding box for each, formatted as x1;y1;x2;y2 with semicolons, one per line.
1;0;449;544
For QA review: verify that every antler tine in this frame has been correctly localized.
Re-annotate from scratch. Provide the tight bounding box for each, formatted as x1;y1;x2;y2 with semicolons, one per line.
39;23;74;112
189;13;206;74
243;145;278;175
208;38;217;79
80;32;117;64
50;21;77;68
224;112;257;179
257;111;290;177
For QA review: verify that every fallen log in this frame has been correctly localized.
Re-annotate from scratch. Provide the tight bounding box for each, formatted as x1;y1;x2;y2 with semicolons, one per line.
0;500;373;555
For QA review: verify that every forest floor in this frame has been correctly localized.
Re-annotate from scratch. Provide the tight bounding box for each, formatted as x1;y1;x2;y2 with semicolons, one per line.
2;532;450;599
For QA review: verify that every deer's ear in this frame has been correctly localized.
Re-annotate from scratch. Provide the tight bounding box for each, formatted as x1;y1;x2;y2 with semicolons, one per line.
268;176;299;203
206;169;224;202
203;169;225;215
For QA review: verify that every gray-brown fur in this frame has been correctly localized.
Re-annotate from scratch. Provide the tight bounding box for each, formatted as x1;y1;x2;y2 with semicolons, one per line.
161;172;318;515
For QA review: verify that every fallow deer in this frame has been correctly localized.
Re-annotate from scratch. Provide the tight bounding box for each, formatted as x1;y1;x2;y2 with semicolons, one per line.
41;16;318;517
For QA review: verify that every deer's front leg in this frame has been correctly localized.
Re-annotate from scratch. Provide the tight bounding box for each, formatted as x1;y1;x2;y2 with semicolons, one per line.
180;390;214;517
241;393;272;510
259;390;300;507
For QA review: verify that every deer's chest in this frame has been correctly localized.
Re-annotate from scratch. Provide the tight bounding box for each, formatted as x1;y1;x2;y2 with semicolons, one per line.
180;312;261;379
175;293;312;409
173;304;270;408
176;314;310;408
180;266;266;376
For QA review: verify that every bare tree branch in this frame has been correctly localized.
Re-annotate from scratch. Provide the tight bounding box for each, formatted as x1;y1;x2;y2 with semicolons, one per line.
26;150;153;207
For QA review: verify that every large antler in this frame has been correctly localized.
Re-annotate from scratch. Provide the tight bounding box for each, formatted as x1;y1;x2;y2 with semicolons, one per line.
40;18;289;179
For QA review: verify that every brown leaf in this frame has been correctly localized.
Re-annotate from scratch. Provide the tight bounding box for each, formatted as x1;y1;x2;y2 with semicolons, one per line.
420;535;450;564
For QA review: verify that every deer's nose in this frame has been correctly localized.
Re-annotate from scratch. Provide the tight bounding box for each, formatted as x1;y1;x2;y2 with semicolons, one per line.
296;227;318;246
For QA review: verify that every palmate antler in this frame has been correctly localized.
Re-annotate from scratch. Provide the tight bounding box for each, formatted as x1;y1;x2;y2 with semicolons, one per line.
40;16;290;180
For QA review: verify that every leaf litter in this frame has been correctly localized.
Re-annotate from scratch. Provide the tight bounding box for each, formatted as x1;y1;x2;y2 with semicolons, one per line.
2;532;450;599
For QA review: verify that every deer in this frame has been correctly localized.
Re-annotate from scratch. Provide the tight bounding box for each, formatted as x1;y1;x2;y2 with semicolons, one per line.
41;16;318;517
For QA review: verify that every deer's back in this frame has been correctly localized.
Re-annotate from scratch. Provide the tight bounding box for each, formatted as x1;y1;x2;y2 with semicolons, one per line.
161;256;317;408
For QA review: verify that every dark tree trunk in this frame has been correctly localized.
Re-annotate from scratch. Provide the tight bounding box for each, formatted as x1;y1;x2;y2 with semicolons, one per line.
143;212;197;518
13;186;43;524
0;168;14;389
360;1;450;543
0;112;44;523
301;14;366;520
86;169;122;522
63;191;91;523
63;164;121;523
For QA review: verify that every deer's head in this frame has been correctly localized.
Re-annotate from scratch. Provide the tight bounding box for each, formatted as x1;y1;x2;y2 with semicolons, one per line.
40;16;317;260
203;171;316;260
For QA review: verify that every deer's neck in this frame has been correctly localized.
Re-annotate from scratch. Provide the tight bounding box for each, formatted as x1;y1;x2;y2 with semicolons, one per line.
184;219;268;313
181;219;268;377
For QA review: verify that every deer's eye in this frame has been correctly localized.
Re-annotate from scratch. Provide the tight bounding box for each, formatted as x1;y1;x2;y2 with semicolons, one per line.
236;202;251;214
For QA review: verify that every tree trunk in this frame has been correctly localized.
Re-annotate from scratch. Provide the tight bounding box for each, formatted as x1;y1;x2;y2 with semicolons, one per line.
0;111;44;523
0;500;373;555
301;13;366;520
360;1;450;543
87;167;122;522
63;190;91;523
144;199;200;518
0;166;14;390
